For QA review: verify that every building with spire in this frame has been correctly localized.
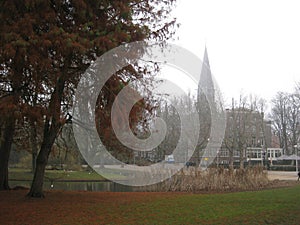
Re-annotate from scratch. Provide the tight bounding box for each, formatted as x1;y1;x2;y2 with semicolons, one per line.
193;47;276;168
191;47;217;165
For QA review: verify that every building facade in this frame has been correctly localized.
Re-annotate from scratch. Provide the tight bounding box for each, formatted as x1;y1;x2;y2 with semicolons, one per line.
217;108;276;167
196;47;282;167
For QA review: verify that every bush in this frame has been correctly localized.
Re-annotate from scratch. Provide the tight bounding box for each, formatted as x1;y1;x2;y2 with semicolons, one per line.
15;153;32;169
139;166;269;192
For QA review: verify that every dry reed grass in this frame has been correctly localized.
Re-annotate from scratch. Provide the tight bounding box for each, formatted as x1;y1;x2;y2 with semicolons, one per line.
137;166;269;192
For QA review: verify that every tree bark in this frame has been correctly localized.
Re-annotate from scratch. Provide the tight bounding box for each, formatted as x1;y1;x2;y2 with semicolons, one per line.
27;77;65;198
27;149;48;197
27;124;58;198
0;116;16;190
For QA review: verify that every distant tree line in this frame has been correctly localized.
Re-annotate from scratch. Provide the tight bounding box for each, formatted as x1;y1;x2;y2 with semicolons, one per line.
270;83;300;155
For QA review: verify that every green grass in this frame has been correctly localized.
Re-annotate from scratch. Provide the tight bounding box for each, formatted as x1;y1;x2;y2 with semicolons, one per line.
116;185;300;224
8;168;125;181
2;179;300;224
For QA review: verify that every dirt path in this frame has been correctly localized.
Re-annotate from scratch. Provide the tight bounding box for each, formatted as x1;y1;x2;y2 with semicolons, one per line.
267;171;299;181
266;171;299;190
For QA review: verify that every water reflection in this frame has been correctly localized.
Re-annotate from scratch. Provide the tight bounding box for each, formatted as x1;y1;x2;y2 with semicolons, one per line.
9;180;132;192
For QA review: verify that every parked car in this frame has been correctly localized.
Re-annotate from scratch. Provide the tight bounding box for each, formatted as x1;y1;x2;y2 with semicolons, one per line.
185;161;196;167
165;155;175;163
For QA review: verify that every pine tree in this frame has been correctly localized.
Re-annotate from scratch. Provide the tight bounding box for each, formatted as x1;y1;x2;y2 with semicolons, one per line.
0;0;176;196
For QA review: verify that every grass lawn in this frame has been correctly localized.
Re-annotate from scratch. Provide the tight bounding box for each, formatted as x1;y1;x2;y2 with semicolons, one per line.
0;185;299;224
8;168;125;181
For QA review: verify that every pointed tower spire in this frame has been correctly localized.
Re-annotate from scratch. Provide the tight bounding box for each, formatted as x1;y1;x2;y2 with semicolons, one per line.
194;46;216;166
198;46;215;103
203;45;210;69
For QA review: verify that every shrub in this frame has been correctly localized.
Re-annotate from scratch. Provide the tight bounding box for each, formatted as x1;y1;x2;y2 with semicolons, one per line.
138;166;269;192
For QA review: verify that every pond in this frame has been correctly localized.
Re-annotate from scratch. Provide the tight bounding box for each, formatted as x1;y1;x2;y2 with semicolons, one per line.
9;180;133;192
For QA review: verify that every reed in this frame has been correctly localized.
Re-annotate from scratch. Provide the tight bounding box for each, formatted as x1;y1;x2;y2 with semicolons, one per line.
138;166;269;192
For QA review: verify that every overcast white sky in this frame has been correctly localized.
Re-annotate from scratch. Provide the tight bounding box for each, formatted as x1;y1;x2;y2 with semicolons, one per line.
166;0;300;106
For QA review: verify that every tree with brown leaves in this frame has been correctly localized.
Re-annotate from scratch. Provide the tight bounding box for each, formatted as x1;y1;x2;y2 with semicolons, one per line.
0;0;177;196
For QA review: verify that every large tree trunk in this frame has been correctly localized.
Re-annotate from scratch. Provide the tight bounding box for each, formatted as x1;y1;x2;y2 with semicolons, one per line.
27;143;51;197
27;77;65;198
27;124;58;198
0;116;15;190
